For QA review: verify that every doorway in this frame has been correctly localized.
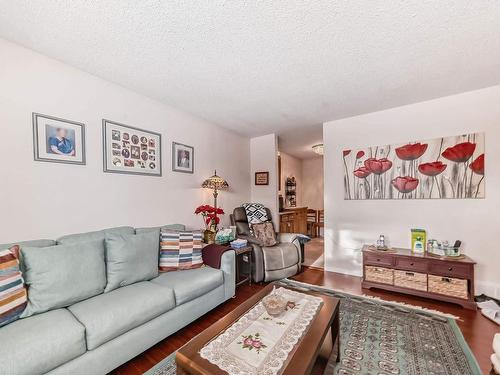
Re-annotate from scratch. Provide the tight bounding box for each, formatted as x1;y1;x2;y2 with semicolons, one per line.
277;127;324;269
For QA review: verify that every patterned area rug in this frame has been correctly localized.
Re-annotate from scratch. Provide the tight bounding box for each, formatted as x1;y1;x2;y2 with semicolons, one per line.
143;352;176;375
143;280;481;375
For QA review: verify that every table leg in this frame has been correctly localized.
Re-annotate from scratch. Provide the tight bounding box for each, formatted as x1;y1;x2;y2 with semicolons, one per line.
249;251;252;286
176;365;189;375
331;311;340;363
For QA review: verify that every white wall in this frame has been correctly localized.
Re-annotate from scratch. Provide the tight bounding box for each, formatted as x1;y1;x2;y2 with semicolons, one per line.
278;151;302;208
324;85;500;297
250;134;279;227
301;157;324;211
0;38;250;242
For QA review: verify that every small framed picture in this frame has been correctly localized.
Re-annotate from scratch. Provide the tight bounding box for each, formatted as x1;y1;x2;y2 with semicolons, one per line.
32;113;86;165
103;119;162;176
172;142;194;173
255;171;269;185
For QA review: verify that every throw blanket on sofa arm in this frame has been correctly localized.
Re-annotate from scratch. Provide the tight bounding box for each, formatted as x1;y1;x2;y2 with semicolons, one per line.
202;244;232;269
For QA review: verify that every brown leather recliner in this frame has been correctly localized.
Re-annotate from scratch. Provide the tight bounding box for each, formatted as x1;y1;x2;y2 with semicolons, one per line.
230;207;301;283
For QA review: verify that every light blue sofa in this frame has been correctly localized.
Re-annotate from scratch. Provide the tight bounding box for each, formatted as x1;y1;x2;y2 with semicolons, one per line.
0;225;236;375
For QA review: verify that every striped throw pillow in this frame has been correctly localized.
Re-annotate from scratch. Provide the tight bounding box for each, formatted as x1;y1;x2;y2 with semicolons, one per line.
159;231;203;272
0;246;27;327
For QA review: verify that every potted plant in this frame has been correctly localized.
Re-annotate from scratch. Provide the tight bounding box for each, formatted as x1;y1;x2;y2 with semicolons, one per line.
194;205;224;243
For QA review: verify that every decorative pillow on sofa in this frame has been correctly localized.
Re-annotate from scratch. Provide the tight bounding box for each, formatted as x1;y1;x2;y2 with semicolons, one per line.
159;230;203;272
104;231;159;292
21;240;106;317
251;221;278;247
0;246;27;327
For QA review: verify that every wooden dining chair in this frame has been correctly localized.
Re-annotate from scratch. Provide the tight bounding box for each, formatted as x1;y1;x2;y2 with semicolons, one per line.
306;209;317;237
313;209;324;237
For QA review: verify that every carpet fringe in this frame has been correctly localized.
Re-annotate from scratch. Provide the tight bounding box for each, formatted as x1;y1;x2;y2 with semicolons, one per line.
282;278;460;320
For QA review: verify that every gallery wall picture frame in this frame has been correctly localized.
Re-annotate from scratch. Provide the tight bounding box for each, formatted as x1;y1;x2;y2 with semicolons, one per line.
32;112;86;165
172;142;194;173
255;171;269;185
102;119;162;176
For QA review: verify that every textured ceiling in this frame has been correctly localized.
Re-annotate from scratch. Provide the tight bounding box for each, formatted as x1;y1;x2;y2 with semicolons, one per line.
1;1;500;141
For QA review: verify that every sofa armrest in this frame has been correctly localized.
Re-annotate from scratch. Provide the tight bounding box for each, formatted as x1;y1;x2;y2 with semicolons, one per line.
220;250;235;300
276;233;302;263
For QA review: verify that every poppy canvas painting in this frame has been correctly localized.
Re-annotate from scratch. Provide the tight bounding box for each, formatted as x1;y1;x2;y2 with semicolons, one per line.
343;133;485;200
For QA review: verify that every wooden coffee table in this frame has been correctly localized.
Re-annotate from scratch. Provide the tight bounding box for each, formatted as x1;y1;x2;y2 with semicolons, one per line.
176;283;340;375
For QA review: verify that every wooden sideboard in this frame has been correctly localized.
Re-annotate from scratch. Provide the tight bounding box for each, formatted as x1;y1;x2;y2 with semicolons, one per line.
279;207;307;234
361;245;476;309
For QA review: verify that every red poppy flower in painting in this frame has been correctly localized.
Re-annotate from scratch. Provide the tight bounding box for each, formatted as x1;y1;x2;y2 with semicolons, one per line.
364;158;393;175
469;154;484;175
353;167;371;178
343;150;351;157
418;161;447;176
391;176;419;193
395;143;428;161
441;142;476;163
356;151;365;159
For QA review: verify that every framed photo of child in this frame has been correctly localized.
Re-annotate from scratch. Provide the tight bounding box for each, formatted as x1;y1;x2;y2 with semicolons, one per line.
32;112;86;165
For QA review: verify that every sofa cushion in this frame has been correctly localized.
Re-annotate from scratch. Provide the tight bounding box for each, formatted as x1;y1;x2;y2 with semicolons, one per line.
262;243;299;271
0;309;86;375
104;231;159;292
21;240;106;317
0;248;27;327
151;267;223;305
56;226;134;244
68;281;175;350
159;230;203;272
0;239;56;250
135;224;186;235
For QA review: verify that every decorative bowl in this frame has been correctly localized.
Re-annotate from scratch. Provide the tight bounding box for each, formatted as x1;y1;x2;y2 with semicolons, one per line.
262;293;287;316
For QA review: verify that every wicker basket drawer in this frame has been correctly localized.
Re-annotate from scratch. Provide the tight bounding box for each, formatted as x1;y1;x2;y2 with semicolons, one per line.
428;274;468;299
365;266;394;285
394;270;427;291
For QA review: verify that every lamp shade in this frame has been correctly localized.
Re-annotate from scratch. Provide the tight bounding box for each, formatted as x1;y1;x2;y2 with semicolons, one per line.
201;170;229;190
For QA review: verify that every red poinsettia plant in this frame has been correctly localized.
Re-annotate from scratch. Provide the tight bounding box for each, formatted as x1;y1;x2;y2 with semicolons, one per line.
194;205;225;231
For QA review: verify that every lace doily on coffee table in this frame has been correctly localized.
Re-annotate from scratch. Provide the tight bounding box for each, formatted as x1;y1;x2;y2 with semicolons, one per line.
200;287;323;375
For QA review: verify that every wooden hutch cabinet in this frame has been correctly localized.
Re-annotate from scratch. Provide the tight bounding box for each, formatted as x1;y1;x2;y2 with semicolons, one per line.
279;207;307;234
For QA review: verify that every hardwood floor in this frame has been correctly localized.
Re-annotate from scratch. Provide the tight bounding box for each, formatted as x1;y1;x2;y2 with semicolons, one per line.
302;237;324;268
111;267;499;375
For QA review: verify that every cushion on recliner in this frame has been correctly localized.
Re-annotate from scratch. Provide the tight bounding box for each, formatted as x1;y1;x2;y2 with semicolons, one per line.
232;207;273;236
151;267;223;305
68;281;175;350
0;309;86;375
56;226;134;244
262;243;299;271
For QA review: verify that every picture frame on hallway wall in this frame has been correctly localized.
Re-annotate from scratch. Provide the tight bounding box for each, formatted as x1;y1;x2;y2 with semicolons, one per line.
255;171;269;185
102;119;162;176
33;112;86;165
172;142;194;173
343;132;485;200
